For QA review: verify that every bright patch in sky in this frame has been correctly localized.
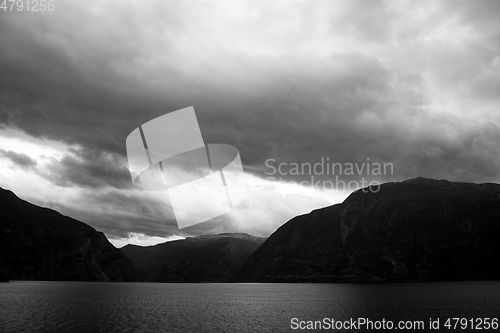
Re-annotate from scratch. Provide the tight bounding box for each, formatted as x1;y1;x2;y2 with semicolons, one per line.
1;0;500;243
109;233;186;248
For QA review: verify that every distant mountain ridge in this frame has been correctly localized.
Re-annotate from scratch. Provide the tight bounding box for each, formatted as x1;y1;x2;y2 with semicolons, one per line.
184;233;266;242
236;178;500;282
3;177;500;284
121;233;265;282
0;187;134;281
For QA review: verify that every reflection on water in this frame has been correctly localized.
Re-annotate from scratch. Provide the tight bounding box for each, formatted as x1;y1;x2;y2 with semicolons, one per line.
0;281;499;332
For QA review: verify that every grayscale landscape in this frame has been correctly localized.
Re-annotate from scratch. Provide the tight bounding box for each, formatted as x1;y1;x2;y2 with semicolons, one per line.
1;0;500;332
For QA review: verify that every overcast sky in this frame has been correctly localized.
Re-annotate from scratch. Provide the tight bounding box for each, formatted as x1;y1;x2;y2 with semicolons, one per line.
1;0;499;246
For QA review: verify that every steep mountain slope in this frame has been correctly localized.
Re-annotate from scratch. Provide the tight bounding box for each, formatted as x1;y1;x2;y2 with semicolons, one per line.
237;178;500;282
0;187;134;281
121;233;265;282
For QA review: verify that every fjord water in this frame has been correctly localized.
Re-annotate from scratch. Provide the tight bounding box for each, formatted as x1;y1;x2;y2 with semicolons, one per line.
1;281;499;332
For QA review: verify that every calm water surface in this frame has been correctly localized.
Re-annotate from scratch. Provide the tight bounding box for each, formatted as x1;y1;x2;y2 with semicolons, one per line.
0;281;499;332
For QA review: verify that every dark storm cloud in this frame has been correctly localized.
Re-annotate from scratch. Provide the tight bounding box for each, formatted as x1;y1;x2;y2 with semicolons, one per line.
193;53;499;184
2;1;500;190
194;53;401;173
0;5;396;186
0;148;37;170
0;12;171;154
38;188;180;238
1;0;500;240
41;148;132;189
47;187;236;239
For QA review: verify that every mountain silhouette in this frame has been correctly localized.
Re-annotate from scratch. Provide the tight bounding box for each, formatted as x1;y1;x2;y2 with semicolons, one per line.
121;233;265;282
0;187;134;281
3;177;500;283
236;178;500;282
